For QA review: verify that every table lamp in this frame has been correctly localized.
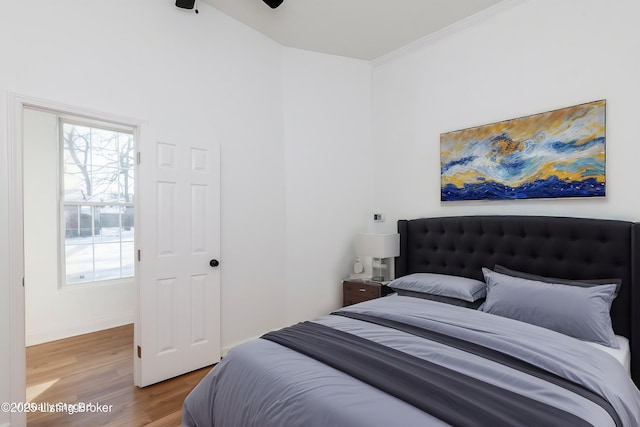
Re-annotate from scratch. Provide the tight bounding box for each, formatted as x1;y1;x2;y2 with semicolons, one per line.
356;233;400;281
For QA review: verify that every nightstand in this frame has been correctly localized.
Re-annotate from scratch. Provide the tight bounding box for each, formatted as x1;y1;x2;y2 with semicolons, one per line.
342;280;392;307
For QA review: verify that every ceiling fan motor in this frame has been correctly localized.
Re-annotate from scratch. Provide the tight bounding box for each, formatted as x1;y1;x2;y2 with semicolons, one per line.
263;0;284;9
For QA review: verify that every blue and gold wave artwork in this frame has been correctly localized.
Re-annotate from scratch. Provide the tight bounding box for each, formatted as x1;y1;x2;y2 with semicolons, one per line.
440;100;606;201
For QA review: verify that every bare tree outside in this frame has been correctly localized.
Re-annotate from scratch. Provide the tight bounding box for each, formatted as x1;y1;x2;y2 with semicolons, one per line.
62;121;135;284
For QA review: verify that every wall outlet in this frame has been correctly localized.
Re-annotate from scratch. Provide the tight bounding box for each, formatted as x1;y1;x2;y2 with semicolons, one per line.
373;213;385;222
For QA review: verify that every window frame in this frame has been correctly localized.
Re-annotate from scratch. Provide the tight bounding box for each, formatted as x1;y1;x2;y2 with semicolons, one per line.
58;117;136;287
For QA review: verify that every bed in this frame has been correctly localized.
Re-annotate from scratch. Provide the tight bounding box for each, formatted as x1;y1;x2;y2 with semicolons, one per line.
183;215;640;427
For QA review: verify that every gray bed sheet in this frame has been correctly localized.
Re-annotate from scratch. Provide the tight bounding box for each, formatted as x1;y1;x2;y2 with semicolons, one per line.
183;295;640;427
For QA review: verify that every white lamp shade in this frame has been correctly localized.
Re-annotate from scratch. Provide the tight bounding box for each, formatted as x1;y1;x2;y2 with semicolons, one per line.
356;233;400;258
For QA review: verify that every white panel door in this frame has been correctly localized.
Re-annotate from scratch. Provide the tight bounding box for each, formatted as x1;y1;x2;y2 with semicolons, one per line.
136;140;220;387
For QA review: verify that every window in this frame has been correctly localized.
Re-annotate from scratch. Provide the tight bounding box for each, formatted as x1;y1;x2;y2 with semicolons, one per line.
61;120;135;285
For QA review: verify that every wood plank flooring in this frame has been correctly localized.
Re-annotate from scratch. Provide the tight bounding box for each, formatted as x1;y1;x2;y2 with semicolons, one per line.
26;324;213;426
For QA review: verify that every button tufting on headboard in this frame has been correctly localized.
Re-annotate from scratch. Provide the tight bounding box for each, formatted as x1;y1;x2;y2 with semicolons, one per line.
396;215;640;385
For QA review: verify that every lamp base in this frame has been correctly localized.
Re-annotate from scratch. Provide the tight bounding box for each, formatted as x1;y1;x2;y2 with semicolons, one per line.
372;257;394;282
372;257;383;282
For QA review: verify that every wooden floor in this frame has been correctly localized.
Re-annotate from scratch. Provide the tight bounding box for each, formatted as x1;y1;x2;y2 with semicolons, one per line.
26;324;213;426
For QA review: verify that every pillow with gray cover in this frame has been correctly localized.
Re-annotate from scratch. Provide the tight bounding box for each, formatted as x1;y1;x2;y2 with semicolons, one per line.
493;264;622;300
482;268;618;348
389;273;486;302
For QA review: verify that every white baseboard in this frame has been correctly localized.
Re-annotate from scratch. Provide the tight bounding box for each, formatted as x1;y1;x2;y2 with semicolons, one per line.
26;311;135;346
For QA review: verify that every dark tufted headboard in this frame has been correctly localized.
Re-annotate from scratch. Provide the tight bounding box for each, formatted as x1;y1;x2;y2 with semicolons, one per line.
395;215;640;385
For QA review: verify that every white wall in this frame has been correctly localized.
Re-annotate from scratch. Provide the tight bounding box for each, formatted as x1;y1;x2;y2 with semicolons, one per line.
23;109;136;346
0;0;372;421
372;0;640;230
282;48;373;324
0;0;287;353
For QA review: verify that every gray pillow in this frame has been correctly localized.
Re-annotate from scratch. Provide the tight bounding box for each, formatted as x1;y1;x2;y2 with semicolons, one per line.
389;273;486;302
482;268;619;348
493;264;622;300
394;289;484;309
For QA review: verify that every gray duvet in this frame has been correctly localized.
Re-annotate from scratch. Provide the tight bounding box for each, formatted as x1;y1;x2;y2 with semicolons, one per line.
183;295;640;427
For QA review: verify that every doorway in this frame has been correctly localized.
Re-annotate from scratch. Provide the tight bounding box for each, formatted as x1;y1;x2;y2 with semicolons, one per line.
9;93;221;425
23;108;137;348
8;94;143;427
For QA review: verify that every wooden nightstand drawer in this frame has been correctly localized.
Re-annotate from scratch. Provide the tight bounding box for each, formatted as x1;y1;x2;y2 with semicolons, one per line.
343;280;389;307
344;282;380;298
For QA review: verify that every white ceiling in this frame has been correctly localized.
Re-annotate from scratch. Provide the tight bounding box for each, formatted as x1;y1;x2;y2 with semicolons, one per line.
203;0;506;60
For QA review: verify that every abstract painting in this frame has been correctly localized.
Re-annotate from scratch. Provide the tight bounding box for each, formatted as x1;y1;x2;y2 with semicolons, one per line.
440;100;606;201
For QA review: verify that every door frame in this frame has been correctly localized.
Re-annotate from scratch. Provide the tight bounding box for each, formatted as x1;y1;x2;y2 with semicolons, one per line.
8;93;146;425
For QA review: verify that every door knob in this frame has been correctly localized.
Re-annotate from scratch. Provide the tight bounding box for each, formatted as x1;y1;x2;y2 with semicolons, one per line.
209;259;219;267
